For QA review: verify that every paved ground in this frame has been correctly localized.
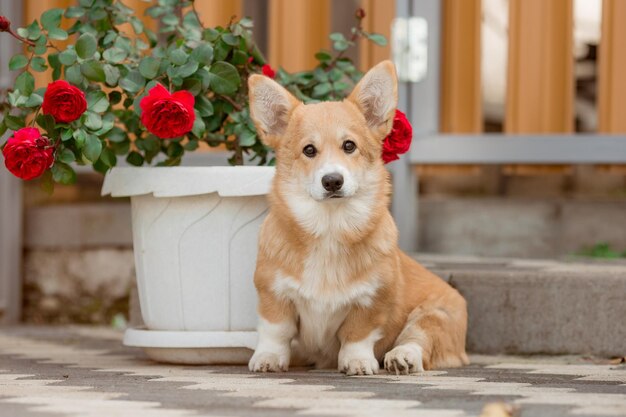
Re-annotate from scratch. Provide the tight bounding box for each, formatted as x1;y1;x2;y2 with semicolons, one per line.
0;326;625;417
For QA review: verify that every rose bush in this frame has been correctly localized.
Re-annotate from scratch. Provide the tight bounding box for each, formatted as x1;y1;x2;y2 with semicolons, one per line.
0;1;394;189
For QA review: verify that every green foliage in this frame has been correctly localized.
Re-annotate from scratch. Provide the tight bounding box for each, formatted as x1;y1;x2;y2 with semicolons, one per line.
576;243;626;259
1;0;386;188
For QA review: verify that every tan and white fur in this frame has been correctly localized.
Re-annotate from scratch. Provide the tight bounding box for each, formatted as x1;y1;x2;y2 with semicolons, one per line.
247;60;469;375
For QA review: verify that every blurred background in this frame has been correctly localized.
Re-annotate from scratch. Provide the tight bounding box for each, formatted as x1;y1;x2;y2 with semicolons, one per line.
0;0;624;326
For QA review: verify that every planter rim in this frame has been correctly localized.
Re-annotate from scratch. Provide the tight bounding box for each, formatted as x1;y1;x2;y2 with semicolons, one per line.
101;166;275;198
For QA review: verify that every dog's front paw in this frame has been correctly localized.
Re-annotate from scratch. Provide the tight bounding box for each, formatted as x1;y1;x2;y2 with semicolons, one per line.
248;351;289;372
339;357;380;376
384;343;425;375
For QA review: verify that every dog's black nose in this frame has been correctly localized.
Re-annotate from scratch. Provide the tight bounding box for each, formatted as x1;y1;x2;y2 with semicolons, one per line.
321;173;344;192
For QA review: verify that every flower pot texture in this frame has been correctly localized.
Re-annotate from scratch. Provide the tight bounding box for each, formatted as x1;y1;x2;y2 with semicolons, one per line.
101;166;275;364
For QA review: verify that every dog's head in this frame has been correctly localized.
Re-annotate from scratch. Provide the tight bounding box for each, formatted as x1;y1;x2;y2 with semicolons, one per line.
248;61;398;234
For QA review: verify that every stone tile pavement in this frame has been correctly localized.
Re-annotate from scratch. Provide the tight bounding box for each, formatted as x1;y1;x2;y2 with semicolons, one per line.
0;326;625;417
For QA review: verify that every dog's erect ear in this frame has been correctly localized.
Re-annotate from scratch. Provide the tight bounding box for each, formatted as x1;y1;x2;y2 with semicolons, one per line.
348;60;398;136
248;74;300;148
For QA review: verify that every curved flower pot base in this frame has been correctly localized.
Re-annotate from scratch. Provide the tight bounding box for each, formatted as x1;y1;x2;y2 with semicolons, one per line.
124;327;258;365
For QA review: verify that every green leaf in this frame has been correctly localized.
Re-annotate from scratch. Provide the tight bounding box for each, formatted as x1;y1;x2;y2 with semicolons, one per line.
213;39;230;61
83;111;103;130
26;20;42;41
203;27;219;41
181;77;202;96
76;33;97;59
231;50;247;66
191;116;205;138
86;90;109;112
58;148;76;164
48;54;61;79
65;64;84;85
166;141;184;158
195;95;214;117
169;48;188;65
80;60;106;82
16;72;35;96
221;33;239;46
238;128;256;146
190;43;213;66
8;55;28;71
24;94;44;107
61;128;73;141
130;17;144;34
126;151;144;166
16;28;29;38
239;17;253;28
48;28;68;40
98;147;116;167
312;82;331;97
83;133;102;161
329;32;346;42
329;68;343;82
184;139;199;151
102;47;128;63
33;37;48;55
315;51;332;62
72;129;86;148
103;64;120;86
161;13;179;26
42;8;63;30
30;56;48;72
208;61;241;95
138;57;160;78
58;49;77;65
0;120;6;137
333;40;350;52
174;60;198;78
367;33;388;46
89;8;107;20
65;7;85;19
36;114;55;133
4;115;25;130
51;162;76;185
118;70;145;93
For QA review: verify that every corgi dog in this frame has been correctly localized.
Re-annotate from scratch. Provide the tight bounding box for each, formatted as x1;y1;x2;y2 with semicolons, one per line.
246;60;468;375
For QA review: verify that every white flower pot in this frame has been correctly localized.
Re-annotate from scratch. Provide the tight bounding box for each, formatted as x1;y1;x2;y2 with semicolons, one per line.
101;166;275;364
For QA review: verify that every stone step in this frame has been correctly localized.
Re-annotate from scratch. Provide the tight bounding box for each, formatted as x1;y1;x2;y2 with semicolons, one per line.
415;253;626;357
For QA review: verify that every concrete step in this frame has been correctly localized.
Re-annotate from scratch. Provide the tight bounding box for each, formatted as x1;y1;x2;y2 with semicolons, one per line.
415;253;626;357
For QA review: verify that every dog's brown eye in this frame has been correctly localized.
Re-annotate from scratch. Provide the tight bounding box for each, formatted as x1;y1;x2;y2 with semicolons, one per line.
303;144;317;158
342;140;356;154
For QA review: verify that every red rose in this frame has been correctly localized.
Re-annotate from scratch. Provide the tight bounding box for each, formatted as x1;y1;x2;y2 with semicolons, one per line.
262;64;276;79
140;83;195;139
382;110;412;163
2;127;54;180
41;80;87;123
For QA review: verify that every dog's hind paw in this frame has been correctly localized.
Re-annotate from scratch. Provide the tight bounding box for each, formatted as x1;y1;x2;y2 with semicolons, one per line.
248;351;289;372
384;343;425;375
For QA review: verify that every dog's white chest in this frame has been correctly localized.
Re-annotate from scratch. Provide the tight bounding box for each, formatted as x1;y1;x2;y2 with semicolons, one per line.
272;241;380;364
293;297;349;361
